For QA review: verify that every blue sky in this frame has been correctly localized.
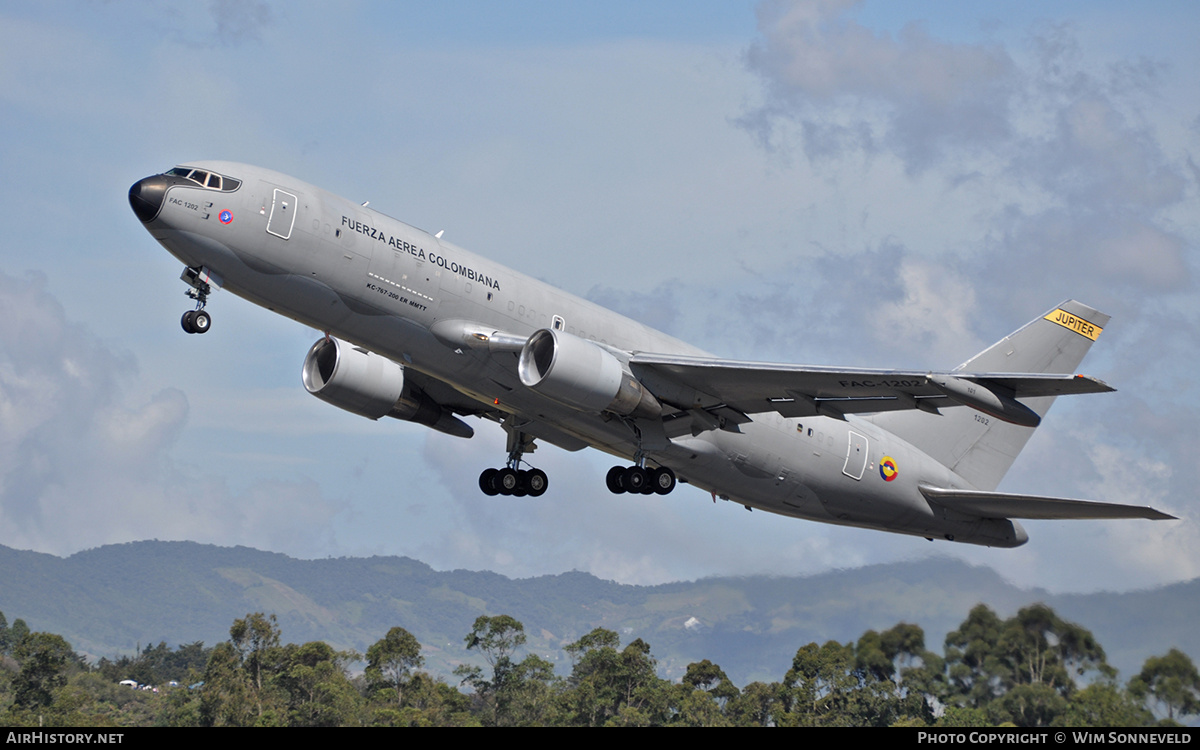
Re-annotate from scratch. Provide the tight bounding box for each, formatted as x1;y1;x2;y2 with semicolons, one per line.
1;0;1198;594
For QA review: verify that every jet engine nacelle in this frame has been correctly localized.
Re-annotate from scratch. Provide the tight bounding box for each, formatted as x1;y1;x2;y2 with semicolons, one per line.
302;337;473;438
518;328;661;419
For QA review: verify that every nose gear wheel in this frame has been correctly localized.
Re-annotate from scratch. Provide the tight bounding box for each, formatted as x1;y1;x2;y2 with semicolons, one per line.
179;266;215;335
181;309;211;334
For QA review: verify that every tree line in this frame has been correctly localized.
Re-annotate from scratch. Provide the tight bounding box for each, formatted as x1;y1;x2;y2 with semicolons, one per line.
0;604;1196;727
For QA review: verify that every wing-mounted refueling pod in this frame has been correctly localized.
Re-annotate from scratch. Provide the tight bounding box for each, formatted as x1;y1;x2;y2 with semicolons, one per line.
927;375;1042;427
302;337;474;438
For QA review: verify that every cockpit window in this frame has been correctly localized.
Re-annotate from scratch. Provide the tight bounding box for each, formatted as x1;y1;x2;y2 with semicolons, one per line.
167;167;198;184
165;166;242;192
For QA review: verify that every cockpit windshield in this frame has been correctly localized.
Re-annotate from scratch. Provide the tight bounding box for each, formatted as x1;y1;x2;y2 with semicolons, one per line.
166;167;242;192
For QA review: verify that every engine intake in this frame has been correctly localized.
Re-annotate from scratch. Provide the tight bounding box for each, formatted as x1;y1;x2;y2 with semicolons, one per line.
302;337;473;438
518;328;661;419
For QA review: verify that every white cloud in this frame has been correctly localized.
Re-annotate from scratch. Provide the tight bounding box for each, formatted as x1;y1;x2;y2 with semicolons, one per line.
743;1;1195;304
0;272;343;558
871;258;980;364
744;0;1016;171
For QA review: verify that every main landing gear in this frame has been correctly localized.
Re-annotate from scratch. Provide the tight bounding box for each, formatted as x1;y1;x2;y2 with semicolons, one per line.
475;420;677;498
605;464;676;495
479;466;548;497
180;266;215;335
605;419;677;495
479;428;548;497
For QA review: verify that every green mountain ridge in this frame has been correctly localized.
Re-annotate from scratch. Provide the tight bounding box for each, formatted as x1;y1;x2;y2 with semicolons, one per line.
0;541;1192;686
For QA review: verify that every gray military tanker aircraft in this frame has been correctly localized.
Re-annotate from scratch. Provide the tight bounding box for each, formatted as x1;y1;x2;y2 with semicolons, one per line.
129;162;1174;548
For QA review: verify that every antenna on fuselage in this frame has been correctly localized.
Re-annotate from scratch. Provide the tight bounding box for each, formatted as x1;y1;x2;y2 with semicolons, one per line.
361;201;369;207
435;230;444;238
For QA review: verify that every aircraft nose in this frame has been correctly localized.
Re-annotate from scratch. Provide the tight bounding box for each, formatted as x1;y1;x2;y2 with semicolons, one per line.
128;175;170;222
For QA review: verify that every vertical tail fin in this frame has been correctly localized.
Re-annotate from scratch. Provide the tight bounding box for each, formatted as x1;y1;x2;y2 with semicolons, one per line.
868;300;1110;491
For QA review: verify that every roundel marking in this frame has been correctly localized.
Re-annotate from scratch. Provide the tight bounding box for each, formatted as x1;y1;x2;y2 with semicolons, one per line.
880;456;898;482
219;209;234;224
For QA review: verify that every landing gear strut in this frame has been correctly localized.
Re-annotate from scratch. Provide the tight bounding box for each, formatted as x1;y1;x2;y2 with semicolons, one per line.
604;420;676;495
179;266;217;334
479;426;549;497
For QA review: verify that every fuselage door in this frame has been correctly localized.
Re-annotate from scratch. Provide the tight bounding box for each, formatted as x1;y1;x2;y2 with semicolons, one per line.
842;431;869;480
267;188;298;239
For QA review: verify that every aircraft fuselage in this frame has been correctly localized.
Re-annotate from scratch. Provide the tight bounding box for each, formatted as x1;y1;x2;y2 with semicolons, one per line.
130;161;1032;547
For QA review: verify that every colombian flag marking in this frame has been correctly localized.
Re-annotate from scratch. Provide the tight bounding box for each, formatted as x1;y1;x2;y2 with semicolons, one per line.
880;456;898;482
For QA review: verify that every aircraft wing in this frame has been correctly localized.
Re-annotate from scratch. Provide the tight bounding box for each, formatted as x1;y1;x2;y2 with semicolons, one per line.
919;485;1176;521
628;353;1112;422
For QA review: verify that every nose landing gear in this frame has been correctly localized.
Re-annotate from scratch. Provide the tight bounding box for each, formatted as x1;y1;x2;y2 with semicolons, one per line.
179;266;220;334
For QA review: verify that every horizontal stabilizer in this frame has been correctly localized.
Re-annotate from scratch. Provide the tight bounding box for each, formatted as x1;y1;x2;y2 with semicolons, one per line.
919;484;1176;521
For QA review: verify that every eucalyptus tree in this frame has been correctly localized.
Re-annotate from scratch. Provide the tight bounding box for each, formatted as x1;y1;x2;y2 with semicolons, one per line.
365;627;423;707
1130;648;1200;725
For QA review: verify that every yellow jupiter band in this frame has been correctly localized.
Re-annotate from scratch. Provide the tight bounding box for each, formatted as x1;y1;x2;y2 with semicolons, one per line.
1044;308;1103;341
